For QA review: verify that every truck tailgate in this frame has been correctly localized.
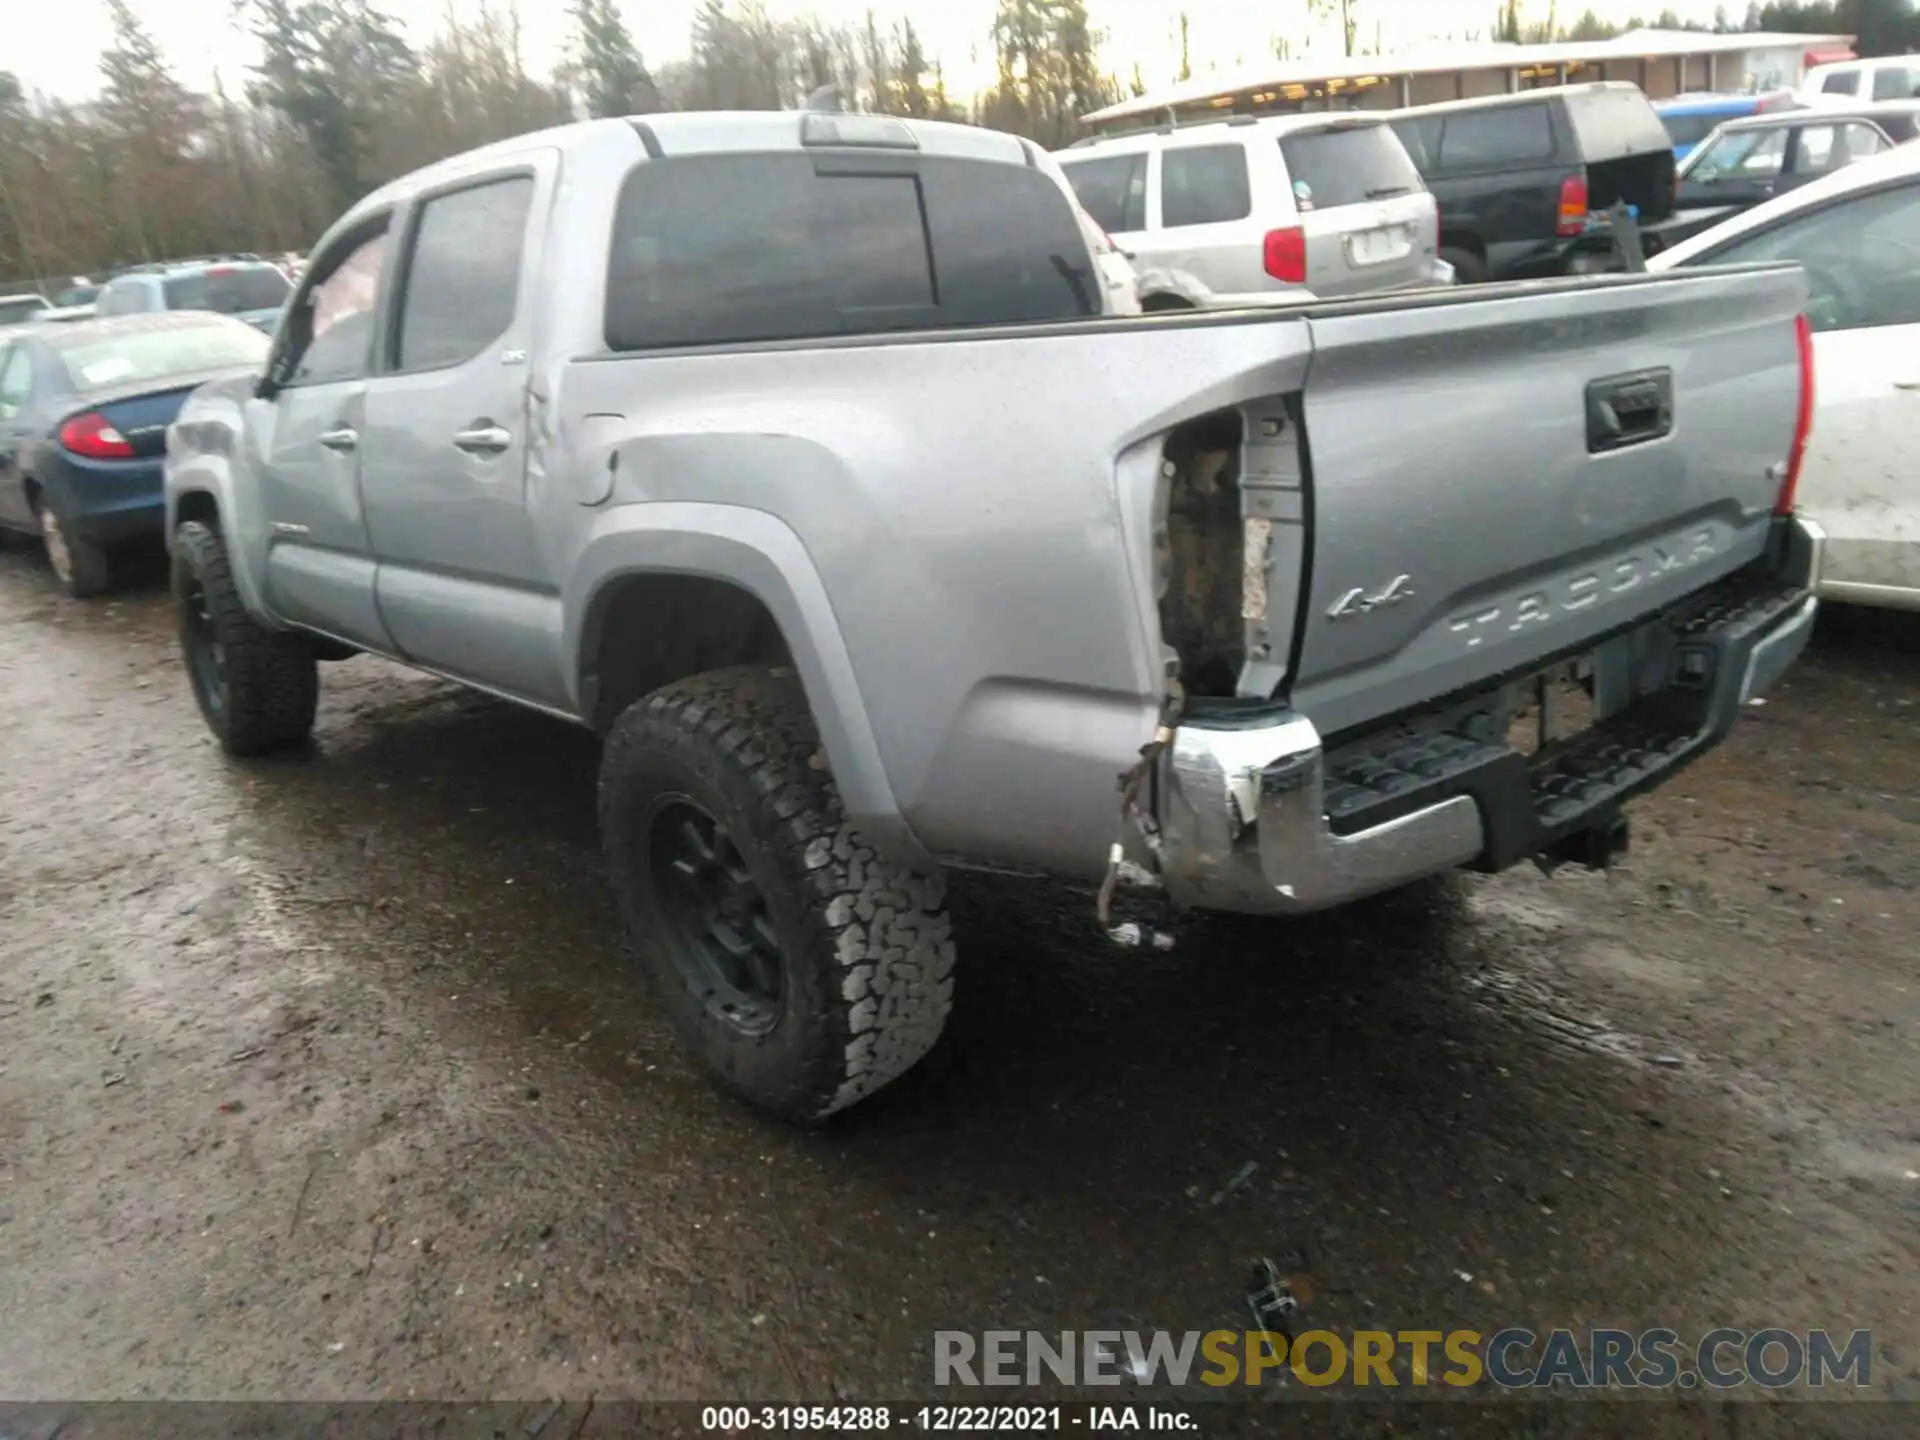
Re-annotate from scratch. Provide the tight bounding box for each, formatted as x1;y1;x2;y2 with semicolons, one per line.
1286;265;1807;735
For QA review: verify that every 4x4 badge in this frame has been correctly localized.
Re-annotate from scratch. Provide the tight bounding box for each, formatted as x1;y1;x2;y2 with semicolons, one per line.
1327;574;1413;620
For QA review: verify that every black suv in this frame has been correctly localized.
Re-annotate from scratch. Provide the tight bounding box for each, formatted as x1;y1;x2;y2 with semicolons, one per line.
1389;83;1677;282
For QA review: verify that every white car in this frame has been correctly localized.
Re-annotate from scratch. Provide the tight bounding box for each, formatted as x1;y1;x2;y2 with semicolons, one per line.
1652;143;1920;611
1798;56;1920;108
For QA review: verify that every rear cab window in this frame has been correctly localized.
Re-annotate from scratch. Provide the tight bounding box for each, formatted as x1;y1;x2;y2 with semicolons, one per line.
1279;123;1423;209
1158;144;1252;227
163;266;292;315
1058;151;1148;233
605;153;1099;351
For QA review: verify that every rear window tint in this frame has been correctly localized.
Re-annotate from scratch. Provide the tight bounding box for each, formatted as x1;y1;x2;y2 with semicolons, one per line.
1159;145;1252;227
1059;152;1148;233
1660;112;1728;148
1438;104;1554;167
605;154;1098;350
1279;124;1422;210
57;322;270;393
163;266;291;315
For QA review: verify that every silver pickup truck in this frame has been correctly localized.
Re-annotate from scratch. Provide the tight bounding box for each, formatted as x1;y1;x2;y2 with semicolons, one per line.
165;110;1823;1121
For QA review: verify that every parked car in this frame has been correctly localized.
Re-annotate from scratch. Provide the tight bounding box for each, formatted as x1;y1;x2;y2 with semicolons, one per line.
0;312;270;596
1055;112;1443;309
95;259;292;335
1654;90;1799;159
167;111;1819;1122
54;280;101;308
28;305;99;324
1650;102;1920;250
1652;141;1920;611
1797;55;1920;107
0;293;51;325
1387;82;1678;282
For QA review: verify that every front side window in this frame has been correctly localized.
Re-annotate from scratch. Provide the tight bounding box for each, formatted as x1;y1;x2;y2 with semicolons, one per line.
1060;152;1148;234
605;153;1095;351
1699;180;1920;331
1688;126;1788;183
1159;145;1252;227
277;224;391;387
394;176;535;371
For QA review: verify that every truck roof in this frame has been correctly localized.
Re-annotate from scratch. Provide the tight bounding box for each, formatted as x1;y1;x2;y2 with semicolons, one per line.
359;111;1038;214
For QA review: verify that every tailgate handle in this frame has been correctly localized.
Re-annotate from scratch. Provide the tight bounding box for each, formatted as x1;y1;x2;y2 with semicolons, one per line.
1586;370;1673;453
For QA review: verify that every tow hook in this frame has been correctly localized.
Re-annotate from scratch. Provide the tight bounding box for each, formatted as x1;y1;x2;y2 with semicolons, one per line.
1536;815;1631;875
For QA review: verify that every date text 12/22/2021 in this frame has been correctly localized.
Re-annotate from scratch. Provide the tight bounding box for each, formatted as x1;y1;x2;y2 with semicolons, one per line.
700;1406;1199;1432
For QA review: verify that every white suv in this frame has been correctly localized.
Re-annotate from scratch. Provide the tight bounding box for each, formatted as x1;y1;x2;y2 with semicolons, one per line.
1799;56;1920;107
1055;113;1444;309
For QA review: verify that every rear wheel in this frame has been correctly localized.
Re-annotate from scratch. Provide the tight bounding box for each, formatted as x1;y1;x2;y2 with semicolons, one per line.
173;520;318;755
600;665;956;1121
38;499;112;598
1439;246;1487;285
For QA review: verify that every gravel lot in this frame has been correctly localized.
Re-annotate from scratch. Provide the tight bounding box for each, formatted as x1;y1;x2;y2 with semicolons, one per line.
1;543;1916;1431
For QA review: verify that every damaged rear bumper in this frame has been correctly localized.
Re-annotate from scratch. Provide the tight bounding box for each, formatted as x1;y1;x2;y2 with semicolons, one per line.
1156;516;1824;916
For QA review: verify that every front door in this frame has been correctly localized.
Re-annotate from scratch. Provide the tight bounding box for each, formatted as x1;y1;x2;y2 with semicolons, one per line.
358;157;563;706
254;218;396;649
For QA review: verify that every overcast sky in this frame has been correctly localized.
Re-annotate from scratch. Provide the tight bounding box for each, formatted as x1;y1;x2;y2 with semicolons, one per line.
13;0;1735;105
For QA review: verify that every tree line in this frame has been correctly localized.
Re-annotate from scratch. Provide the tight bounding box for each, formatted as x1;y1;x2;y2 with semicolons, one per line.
3;0;1916;288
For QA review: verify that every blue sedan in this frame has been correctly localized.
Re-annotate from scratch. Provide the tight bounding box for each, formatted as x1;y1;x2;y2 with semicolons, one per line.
0;313;270;597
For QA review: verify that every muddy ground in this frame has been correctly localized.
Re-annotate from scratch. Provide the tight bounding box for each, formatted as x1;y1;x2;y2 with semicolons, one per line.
0;543;1916;1429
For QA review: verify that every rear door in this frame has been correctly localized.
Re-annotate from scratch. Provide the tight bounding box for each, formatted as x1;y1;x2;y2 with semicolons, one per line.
1281;266;1807;735
1146;141;1267;300
359;158;557;703
1277;120;1434;297
1057;149;1148;253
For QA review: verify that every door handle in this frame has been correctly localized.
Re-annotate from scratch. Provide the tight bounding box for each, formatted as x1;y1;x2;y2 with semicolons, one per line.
452;424;513;455
318;426;358;452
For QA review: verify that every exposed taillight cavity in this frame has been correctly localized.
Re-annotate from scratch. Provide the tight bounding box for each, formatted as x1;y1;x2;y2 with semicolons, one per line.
1779;311;1816;516
1264;226;1307;283
1556;171;1590;237
59;411;136;459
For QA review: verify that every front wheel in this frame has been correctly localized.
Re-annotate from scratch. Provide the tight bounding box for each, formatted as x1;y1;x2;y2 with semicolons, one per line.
173;520;318;755
600;665;956;1121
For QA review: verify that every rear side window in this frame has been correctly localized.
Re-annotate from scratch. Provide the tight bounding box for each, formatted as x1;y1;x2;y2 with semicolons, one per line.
163;266;291;315
1059;153;1148;233
1821;69;1859;95
1871;66;1918;100
1159;145;1252;227
1438;104;1554;168
605;154;1098;351
1794;122;1888;176
1279;125;1422;210
395;175;535;370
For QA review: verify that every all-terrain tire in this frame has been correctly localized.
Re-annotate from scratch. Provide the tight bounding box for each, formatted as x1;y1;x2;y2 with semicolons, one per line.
172;520;319;756
600;665;956;1121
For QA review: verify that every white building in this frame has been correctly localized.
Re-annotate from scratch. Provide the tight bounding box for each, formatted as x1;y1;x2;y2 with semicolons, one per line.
1081;29;1857;132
